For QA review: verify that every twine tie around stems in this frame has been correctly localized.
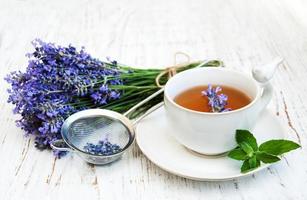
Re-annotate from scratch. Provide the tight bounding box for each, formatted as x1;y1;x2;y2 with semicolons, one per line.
155;51;191;87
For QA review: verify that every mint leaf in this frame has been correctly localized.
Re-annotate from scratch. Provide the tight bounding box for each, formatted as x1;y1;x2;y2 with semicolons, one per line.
236;130;258;151
259;140;300;156
256;152;280;163
228;148;247;160
239;141;254;157
248;155;257;168
229;130;300;174
248;155;260;169
241;156;260;173
241;160;250;173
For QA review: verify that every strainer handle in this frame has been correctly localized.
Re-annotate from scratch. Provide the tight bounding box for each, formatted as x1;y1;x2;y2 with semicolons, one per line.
50;139;74;152
133;102;164;125
124;88;164;117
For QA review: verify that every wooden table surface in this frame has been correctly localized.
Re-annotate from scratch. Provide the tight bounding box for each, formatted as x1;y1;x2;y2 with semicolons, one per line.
1;0;307;199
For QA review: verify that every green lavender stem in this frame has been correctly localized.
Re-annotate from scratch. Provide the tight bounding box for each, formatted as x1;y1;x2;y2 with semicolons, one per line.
63;60;222;119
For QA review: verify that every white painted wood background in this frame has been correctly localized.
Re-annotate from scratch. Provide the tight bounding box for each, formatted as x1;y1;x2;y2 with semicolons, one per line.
0;0;307;199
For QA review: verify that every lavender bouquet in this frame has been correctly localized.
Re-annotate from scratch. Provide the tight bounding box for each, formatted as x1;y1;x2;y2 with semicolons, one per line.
5;39;222;157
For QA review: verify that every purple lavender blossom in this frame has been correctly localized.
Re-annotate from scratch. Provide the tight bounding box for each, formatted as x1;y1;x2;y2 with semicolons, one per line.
83;139;122;156
5;39;127;156
202;84;231;112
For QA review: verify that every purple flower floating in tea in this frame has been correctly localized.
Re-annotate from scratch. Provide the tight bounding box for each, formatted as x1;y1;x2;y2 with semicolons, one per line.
202;85;231;112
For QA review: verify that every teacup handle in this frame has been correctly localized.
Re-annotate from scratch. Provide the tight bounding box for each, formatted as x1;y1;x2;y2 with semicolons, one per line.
50;139;74;152
251;57;283;118
255;83;273;113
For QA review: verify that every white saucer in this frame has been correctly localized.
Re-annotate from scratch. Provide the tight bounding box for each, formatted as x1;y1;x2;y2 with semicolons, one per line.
136;106;286;181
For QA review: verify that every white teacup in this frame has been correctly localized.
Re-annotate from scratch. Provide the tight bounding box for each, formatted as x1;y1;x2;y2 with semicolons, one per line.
164;67;274;155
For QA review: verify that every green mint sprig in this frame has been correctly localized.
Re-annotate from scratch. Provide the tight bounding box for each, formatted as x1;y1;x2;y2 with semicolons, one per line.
228;130;300;173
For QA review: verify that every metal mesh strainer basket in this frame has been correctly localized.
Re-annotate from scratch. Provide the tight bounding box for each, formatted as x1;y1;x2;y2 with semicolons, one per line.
52;109;135;165
50;89;164;165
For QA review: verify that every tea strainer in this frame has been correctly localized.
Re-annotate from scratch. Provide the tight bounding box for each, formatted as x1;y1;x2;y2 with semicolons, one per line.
50;89;164;165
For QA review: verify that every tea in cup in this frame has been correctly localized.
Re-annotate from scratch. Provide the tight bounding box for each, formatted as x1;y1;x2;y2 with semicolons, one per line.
164;67;275;155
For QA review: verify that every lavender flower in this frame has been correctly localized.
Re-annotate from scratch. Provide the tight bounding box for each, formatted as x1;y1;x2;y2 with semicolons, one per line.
83;139;122;156
5;39;126;155
202;84;231;112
